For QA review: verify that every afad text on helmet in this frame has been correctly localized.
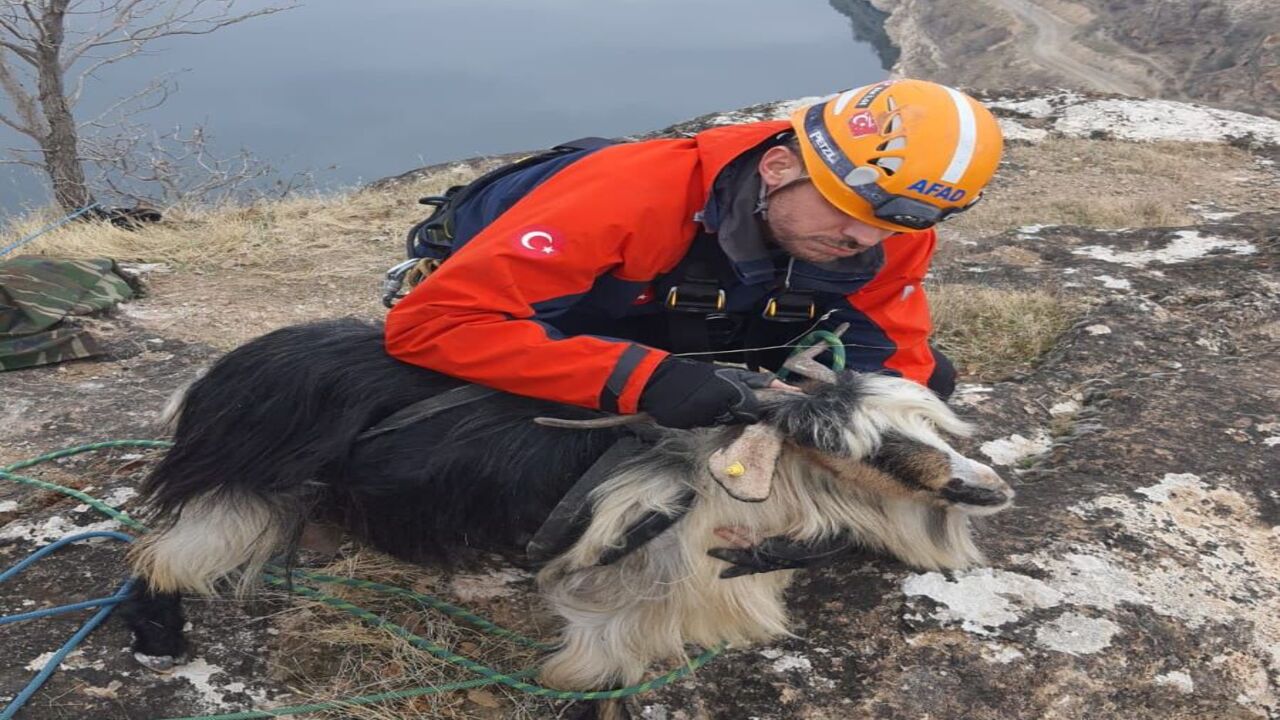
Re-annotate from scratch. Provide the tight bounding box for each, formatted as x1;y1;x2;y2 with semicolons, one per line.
907;179;966;203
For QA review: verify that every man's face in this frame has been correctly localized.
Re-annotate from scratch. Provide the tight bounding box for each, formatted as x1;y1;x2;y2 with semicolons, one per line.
758;145;898;264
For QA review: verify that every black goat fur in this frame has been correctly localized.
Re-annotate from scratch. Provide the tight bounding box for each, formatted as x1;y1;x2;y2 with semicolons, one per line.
141;318;627;566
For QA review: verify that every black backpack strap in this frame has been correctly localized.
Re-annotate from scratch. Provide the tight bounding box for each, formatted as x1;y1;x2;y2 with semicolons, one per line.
525;435;644;563
525;433;695;566
406;137;620;261
553;136;617;153
356;384;500;442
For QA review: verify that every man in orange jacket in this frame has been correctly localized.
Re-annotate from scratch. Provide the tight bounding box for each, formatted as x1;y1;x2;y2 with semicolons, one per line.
387;79;1003;430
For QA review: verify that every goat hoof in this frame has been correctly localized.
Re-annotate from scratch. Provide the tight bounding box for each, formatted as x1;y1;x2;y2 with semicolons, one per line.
133;652;186;673
564;699;633;720
940;479;1009;507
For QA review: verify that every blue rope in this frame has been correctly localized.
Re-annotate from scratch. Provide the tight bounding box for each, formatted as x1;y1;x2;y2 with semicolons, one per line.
0;203;101;258
0;595;128;626
0;530;135;720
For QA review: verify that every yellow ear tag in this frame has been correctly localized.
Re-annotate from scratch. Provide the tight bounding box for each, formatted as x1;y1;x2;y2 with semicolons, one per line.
724;462;746;478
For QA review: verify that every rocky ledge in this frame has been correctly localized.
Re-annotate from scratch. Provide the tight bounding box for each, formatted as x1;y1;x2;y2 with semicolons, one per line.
1;92;1277;719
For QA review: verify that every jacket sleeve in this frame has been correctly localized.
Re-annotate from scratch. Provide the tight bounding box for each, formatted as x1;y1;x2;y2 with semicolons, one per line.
385;143;698;413
826;228;938;385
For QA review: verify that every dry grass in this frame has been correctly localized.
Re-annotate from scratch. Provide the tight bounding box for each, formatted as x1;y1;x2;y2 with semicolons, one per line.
1;165;485;276
930;283;1078;380
948;137;1268;237
264;548;556;720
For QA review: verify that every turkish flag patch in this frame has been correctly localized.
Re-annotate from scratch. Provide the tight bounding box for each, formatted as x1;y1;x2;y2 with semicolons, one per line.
847;110;879;137
511;225;562;258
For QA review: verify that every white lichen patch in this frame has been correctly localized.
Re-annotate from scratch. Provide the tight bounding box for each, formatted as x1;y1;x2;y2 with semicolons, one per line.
0;500;17;513
998;118;1048;142
988;92;1084;119
1134;473;1205;503
160;657;264;711
906;466;1277;715
449;567;532;601
1200;210;1241;221
951;384;994;408
641;704;670;720
0;514;120;544
1073;231;1257;268
1094;274;1132;290
769;653;814;674
1034;612;1122;655
1154;670;1195;694
902;568;1063;635
1263;437;1280;447
1053;98;1280;145
980;430;1051;466
1064;476;1280;681
26;649;94;672
1085;324;1112;335
981;644;1026;664
101;487;138;507
1050;400;1081;416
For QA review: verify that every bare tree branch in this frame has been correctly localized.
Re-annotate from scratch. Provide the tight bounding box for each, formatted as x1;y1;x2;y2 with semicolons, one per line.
76;71;172;125
0;47;42;137
0;37;38;64
62;1;296;69
0;0;296;211
81;120;309;207
0;13;37;46
65;42;148;107
0;156;46;169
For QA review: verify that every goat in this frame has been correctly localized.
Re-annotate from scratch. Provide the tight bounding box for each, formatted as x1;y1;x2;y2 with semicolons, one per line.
122;317;1012;718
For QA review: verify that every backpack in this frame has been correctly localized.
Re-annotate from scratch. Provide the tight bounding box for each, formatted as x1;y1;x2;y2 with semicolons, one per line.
382;137;617;307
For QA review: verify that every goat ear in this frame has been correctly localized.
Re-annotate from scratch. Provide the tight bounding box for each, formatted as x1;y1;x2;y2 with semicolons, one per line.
708;424;783;502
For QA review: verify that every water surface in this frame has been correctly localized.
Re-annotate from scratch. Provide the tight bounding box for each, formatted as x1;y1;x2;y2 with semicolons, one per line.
0;0;887;216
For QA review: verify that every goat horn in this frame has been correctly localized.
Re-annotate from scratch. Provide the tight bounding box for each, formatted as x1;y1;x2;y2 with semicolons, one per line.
534;386;801;431
780;322;849;385
534;412;654;429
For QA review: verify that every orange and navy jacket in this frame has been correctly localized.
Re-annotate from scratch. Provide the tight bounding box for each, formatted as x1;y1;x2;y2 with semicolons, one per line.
385;121;938;414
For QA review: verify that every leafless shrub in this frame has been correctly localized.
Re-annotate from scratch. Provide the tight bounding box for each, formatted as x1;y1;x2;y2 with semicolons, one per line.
82;120;316;208
0;0;296;211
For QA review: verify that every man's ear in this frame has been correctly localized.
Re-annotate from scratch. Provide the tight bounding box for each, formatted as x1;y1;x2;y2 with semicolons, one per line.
758;145;804;190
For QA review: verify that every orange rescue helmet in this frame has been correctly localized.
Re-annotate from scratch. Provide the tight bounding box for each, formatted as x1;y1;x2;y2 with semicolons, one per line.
789;79;1003;232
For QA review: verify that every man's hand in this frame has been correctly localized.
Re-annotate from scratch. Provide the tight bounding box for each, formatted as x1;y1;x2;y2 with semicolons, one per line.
640;357;787;429
707;527;856;579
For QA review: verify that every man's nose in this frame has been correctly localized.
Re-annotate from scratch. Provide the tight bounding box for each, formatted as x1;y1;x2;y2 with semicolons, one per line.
841;221;894;248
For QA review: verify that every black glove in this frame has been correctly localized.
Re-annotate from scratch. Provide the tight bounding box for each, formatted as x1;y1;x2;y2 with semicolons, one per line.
707;534;856;579
639;358;774;429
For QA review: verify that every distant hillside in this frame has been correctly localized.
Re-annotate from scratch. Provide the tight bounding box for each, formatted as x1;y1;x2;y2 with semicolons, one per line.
866;0;1279;118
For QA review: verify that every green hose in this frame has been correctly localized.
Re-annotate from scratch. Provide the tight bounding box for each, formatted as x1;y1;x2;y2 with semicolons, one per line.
1;441;724;718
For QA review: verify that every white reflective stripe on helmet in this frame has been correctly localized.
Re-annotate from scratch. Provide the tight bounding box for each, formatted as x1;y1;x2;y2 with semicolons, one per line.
940;86;977;184
832;88;860;114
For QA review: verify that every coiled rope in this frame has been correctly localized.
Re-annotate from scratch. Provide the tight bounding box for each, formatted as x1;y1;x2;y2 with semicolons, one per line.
0;440;723;719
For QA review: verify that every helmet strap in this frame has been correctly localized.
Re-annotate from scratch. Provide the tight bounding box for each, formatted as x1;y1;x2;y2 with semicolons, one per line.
757;173;811;219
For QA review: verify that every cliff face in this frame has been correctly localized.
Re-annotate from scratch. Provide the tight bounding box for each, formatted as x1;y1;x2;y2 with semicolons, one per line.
867;0;1279;118
1;92;1278;719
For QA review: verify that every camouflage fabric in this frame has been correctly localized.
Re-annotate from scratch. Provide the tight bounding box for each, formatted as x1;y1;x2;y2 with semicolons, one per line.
0;257;134;371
